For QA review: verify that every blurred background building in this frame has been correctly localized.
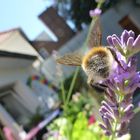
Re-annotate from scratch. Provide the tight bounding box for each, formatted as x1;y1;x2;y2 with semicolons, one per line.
0;0;140;139
32;7;75;59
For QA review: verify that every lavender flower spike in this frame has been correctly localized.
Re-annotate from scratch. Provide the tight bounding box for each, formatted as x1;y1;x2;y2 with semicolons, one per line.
107;30;140;59
99;30;140;139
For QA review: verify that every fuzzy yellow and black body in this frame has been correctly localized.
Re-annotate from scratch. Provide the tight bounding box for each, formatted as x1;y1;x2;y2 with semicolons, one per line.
82;47;114;85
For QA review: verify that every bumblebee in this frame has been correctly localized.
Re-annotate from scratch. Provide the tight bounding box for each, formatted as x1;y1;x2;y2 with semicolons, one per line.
56;16;120;90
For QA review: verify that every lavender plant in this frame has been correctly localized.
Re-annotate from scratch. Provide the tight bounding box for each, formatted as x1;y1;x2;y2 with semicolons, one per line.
99;30;140;139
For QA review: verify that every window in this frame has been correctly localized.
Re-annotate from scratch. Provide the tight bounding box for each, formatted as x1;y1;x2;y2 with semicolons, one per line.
0;89;32;127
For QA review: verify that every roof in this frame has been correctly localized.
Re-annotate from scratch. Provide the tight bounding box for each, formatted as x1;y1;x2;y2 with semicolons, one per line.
0;28;38;59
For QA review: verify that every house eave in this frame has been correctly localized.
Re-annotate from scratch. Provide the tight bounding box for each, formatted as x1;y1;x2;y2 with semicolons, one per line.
0;50;37;61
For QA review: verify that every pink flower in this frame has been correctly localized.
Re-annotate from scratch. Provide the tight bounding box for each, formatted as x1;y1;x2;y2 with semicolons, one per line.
88;115;96;125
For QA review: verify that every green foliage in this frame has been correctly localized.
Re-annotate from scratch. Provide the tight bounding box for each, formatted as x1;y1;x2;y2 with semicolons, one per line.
46;88;106;140
62;92;95;119
58;70;88;108
46;112;109;140
63;71;87;93
71;113;109;140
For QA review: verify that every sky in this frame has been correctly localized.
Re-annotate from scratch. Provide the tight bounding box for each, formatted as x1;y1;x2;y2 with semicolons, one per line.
0;0;54;40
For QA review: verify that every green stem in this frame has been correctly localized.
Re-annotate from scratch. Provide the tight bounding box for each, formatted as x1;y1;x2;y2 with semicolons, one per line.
109;94;124;140
97;1;104;9
134;107;140;114
60;79;67;111
110;120;118;140
84;1;104;49
65;67;80;106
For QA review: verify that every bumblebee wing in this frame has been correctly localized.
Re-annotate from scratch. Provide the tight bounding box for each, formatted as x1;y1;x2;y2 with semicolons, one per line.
87;16;102;48
56;52;83;66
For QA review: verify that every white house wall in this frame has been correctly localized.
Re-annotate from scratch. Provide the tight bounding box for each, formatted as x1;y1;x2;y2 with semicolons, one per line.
0;66;33;87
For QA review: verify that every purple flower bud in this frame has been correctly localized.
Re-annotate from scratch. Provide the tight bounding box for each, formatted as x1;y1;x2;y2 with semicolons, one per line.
105;81;116;92
106;88;114;96
118;122;129;136
128;30;135;38
105;112;114;121
128;74;140;88
99;123;107;130
107;36;113;46
99;109;104;116
112;37;121;48
122;111;134;122
112;34;121;44
133;35;140;46
127;37;134;47
105;130;111;136
127;57;137;72
102;116;112;130
100;106;112;115
113;107;119;118
107;96;117;105
101;101;113;113
89;8;102;17
121;30;129;46
106;101;117;108
124;104;134;113
121;94;133;108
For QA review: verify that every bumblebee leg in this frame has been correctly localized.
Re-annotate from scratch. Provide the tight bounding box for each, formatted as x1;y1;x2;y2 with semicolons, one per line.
91;83;108;93
107;46;125;70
